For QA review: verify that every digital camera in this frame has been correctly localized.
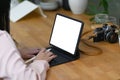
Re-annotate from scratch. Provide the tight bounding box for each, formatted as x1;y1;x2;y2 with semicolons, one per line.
92;24;118;43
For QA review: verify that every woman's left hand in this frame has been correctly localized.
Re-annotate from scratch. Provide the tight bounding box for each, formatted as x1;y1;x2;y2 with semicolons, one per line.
19;48;40;60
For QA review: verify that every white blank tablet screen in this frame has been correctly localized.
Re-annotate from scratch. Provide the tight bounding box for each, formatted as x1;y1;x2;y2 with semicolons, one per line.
50;14;83;55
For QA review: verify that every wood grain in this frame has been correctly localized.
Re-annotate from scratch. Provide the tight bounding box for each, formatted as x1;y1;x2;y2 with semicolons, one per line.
10;9;120;80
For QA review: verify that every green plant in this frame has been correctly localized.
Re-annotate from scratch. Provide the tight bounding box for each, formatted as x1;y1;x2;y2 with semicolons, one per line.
99;0;109;14
19;0;32;2
87;0;112;22
18;0;24;2
87;0;109;15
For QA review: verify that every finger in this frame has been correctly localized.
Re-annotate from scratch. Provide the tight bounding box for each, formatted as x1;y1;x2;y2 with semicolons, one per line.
45;49;51;53
33;48;40;53
39;48;46;53
29;48;41;55
48;55;57;62
46;52;54;56
26;54;35;58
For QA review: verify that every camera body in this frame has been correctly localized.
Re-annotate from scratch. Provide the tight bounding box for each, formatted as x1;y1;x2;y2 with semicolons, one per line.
93;24;118;43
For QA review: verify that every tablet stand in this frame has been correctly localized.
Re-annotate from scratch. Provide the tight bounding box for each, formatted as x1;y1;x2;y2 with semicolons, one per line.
10;0;47;22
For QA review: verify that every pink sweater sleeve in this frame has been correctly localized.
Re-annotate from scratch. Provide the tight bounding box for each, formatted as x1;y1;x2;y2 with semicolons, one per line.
0;30;49;80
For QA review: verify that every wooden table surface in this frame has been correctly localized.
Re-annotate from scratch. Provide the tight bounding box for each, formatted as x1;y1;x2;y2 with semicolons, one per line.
10;9;120;80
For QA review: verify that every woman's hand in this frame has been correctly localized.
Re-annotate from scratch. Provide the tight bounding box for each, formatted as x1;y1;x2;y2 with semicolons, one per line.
35;48;56;62
19;48;40;60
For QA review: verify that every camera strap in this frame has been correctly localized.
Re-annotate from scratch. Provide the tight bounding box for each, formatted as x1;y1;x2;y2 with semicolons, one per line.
79;30;103;56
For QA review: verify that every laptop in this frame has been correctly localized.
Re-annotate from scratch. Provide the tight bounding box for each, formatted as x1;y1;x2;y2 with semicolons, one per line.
47;13;84;66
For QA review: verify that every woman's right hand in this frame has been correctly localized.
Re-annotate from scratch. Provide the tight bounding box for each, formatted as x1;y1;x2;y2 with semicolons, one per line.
35;48;56;62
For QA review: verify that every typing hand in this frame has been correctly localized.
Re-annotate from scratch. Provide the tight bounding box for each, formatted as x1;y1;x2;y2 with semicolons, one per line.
35;48;57;62
19;48;40;60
